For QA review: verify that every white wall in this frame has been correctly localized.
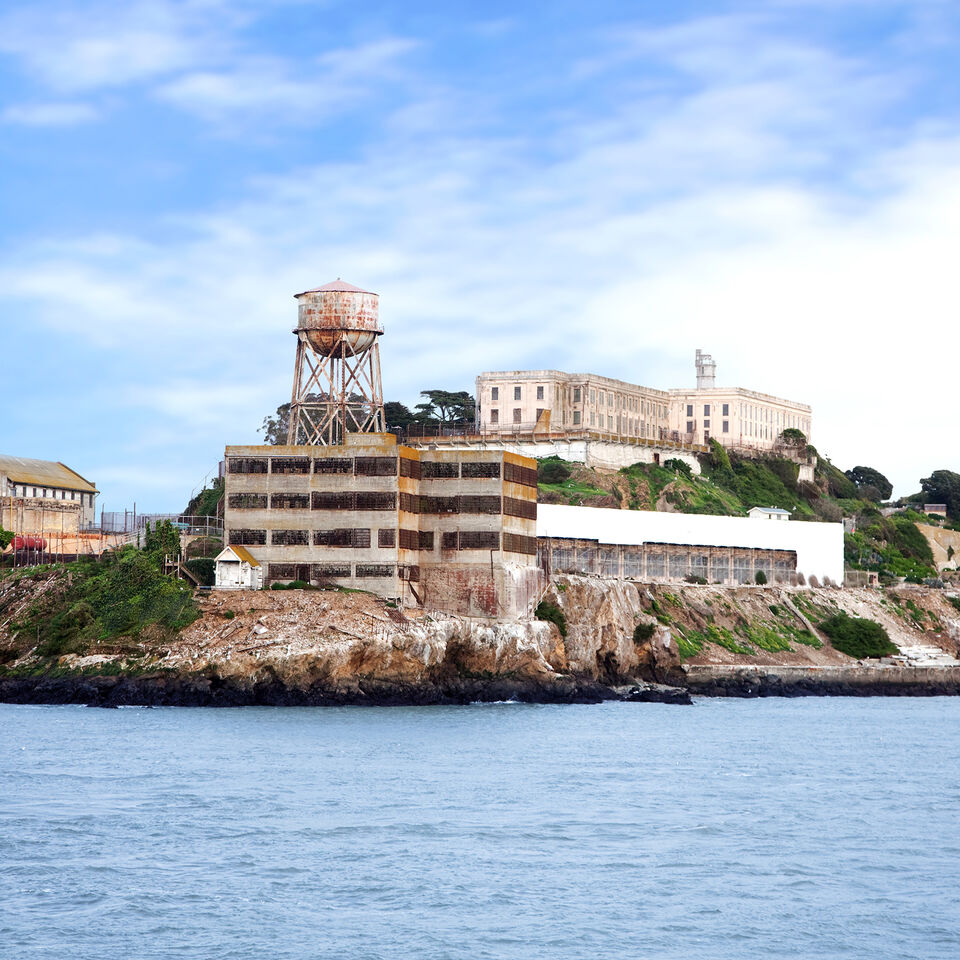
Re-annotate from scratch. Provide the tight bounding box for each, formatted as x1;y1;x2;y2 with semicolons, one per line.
537;504;844;585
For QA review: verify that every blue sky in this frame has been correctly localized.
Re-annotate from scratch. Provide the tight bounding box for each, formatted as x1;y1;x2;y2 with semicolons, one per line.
2;0;959;510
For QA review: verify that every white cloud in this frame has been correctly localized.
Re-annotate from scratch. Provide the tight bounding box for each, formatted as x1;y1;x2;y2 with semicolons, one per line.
155;38;417;125
2;5;959;505
1;101;99;125
0;0;241;91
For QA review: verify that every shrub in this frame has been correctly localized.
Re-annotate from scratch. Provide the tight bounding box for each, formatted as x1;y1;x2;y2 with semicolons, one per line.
538;457;572;485
664;458;692;478
818;612;898;659
684;574;707;584
633;622;656;643
755;570;767;585
185;557;215;587
535;600;567;637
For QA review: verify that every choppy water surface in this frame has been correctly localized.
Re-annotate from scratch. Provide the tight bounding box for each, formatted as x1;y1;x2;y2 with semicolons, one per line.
2;698;959;959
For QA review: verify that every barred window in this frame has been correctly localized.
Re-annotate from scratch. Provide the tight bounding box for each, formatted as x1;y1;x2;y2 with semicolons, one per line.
314;457;353;475
399;492;420;514
312;491;355;511
503;461;538;488
400;564;420;582
272;529;309;545
421;496;459;514
646;553;665;577
378;529;397;548
356;491;396;511
461;461;501;479
228;493;267;510
421;460;459;479
441;531;458;550
503;532;537;556
312;563;351;579
419;530;434;551
228;458;268;474
271;457;310;475
458;531;500;551
314;528;370;548
503;497;536;520
669;553;688;578
355;564;395;578
399;458;421;479
267;563;296;580
230;528;266;545
459;495;501;515
271;493;310;510
398;528;420;551
354;457;397;476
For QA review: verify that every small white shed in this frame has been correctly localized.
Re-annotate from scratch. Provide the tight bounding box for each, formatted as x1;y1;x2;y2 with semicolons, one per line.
748;506;791;521
214;545;263;590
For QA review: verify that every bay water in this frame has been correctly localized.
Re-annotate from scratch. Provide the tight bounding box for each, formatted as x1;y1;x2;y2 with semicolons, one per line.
2;698;959;959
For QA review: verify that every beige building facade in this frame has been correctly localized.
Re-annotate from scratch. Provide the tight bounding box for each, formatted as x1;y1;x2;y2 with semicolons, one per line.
0;455;98;538
475;370;672;443
476;351;811;454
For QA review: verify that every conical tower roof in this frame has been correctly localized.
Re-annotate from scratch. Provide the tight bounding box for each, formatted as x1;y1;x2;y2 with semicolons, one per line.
295;278;377;297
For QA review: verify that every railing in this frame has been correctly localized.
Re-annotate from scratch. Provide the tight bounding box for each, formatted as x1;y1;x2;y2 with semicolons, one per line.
396;423;707;451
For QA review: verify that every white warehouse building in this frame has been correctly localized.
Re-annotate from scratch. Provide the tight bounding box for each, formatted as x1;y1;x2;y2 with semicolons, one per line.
536;504;844;587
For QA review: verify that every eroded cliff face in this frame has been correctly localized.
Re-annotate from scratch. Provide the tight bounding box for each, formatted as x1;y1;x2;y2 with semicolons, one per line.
3;568;959;706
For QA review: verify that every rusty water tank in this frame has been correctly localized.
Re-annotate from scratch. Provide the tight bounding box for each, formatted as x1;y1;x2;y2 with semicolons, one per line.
293;279;381;357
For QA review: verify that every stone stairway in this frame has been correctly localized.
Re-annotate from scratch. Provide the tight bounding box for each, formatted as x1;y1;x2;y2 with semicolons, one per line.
887;643;960;667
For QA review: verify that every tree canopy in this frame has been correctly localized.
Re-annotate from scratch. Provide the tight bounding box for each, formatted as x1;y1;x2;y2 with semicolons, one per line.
920;469;960;518
844;465;893;501
413;390;475;425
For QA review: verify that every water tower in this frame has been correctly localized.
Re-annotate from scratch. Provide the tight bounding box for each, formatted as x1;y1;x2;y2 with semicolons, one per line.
287;279;385;445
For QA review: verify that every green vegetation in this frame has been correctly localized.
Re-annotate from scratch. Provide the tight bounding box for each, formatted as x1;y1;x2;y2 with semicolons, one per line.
537;457;609;503
535;600;567;637
184;477;224;518
5;550;197;660
538;456;571;485
269;580;315;591
755;570;767;585
818;612;898;659
919;469;960;520
185;557;216;586
0;525;12;551
633;622;656;643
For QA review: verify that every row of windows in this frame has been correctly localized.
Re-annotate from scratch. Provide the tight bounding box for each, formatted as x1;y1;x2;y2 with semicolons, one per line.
490;386;544;403
686;403;730;418
6;485;94;505
267;562;400;580
228;456;507;480
230;528;505;551
228;456;400;476
229;491;535;518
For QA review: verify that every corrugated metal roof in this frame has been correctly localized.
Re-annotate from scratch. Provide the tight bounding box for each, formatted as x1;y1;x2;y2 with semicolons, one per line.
0;454;97;493
217;545;261;567
294;278;376;297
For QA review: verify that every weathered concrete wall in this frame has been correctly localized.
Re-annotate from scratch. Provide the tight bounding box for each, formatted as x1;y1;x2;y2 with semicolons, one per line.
916;523;960;572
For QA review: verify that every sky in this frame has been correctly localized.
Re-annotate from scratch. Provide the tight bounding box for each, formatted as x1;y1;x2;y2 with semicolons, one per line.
1;0;959;512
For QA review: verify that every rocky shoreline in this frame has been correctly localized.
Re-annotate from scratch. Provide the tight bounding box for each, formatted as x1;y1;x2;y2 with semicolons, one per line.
5;666;960;707
0;672;693;708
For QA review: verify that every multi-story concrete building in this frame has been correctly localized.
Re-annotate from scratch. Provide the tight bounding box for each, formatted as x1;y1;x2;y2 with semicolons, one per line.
475;370;672;442
476;351;812;455
222;434;540;618
667;350;812;451
0;454;98;537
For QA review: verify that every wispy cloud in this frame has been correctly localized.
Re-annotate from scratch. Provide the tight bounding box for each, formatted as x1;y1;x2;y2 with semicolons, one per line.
155;38;418;125
1;101;99;126
1;2;959;507
0;0;242;91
